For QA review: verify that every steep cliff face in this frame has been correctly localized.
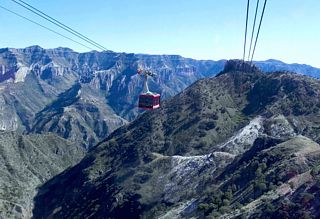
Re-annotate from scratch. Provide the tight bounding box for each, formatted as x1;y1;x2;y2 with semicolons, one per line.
32;65;320;218
0;46;80;134
0;131;84;219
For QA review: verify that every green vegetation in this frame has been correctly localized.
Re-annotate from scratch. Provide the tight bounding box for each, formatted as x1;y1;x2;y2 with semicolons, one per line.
0;132;84;218
31;65;320;218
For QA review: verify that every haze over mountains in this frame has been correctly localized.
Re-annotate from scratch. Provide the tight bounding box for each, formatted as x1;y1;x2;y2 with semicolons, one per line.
0;46;320;218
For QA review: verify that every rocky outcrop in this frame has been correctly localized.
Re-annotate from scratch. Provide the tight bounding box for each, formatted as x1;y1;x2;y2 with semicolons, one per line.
221;59;262;74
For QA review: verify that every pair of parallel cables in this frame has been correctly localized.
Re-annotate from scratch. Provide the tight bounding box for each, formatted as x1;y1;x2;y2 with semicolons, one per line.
0;0;106;51
243;0;268;63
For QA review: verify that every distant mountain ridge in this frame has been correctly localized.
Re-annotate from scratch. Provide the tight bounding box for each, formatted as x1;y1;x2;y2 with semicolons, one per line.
255;59;320;78
0;46;319;149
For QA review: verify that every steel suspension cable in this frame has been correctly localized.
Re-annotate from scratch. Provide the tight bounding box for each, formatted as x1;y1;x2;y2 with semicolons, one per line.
250;0;268;63
13;0;108;51
0;5;94;50
10;0;107;51
247;0;260;61
242;0;250;61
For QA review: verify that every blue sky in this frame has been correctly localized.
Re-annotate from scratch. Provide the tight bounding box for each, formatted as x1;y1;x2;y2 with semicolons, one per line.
0;0;319;67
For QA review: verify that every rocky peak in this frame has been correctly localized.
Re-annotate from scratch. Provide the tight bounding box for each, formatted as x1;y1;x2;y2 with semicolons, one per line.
221;59;262;74
14;45;44;54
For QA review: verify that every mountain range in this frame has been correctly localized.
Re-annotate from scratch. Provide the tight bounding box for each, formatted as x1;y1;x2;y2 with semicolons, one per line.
0;46;319;149
0;47;320;218
31;61;320;218
0;46;224;149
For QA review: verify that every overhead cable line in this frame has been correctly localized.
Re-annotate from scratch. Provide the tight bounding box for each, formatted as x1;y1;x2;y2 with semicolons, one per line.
242;0;250;61
0;5;94;50
247;0;260;61
13;0;107;50
250;0;268;63
10;0;107;51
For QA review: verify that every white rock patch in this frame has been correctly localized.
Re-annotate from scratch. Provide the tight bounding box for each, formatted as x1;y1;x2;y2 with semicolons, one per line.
14;66;30;83
218;116;264;155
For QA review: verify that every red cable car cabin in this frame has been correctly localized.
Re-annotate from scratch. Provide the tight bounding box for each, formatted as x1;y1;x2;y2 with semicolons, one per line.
138;93;160;110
